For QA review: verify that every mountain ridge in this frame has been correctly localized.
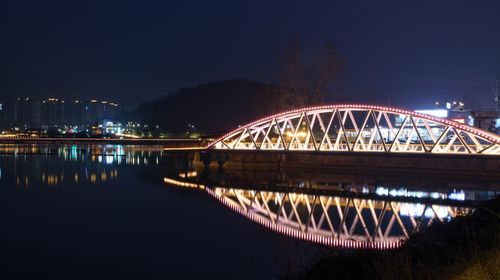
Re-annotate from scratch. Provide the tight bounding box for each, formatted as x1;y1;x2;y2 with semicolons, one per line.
129;79;276;133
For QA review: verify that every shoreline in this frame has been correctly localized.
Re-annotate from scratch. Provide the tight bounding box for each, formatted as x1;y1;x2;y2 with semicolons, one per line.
0;137;210;146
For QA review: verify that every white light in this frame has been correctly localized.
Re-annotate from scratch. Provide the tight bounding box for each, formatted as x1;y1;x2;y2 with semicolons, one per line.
105;155;114;164
400;203;449;219
415;109;448;118
449;191;465;201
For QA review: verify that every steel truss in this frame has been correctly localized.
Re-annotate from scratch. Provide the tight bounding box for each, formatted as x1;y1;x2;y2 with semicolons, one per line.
209;105;500;154
207;187;471;249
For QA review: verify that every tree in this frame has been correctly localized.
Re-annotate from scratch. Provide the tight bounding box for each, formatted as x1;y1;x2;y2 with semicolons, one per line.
255;85;303;116
493;75;500;112
279;36;343;106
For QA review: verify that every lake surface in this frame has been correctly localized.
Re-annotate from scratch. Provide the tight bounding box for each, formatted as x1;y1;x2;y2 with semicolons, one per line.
0;144;497;279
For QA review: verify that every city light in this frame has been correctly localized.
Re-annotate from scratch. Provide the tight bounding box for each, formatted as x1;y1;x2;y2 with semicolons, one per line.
415;109;448;118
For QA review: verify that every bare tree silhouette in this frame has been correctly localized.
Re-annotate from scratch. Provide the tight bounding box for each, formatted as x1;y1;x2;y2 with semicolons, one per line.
280;36;343;106
492;75;500;111
256;36;343;115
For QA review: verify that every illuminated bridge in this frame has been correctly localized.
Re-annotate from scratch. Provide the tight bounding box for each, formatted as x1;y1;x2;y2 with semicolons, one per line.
164;177;472;249
209;104;500;155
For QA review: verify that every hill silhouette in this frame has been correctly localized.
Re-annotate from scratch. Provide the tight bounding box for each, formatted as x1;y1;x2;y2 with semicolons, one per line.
130;79;278;134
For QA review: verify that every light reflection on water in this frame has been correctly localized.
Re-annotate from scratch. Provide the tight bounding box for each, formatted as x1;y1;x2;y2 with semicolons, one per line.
0;144;498;279
0;144;162;187
164;167;496;249
1;144;322;279
164;148;499;249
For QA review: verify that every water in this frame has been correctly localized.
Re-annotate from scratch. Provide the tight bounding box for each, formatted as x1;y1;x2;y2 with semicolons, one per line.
0;144;497;279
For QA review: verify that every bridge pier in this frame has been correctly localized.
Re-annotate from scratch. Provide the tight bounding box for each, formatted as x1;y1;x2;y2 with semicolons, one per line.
199;151;230;172
164;151;196;174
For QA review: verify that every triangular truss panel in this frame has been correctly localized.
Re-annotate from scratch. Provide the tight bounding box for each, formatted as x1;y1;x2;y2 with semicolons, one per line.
321;110;350;151
230;128;255;149
338;109;367;149
288;113;311;150
215;131;243;149
312;110;336;149
261;119;284;150
210;105;500;155
279;115;300;149
433;128;470;154
354;110;387;152
251;126;267;149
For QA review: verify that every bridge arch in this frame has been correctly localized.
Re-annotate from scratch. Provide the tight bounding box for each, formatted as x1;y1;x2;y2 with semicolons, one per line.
208;104;500;154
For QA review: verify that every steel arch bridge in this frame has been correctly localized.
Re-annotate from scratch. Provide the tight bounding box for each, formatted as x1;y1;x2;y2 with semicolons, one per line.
209;104;500;155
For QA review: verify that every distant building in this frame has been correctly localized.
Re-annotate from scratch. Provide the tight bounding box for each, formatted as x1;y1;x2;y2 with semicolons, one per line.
13;97;119;129
85;100;119;125
72;100;86;125
471;111;500;135
0;102;7;128
417;100;500;135
101;101;119;121
15;97;41;128
41;98;63;126
87;99;99;124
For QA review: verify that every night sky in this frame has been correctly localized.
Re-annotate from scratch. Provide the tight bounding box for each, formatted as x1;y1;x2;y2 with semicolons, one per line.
1;0;500;110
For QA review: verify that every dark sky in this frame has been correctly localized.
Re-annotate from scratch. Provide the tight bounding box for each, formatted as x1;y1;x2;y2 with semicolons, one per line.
1;0;500;110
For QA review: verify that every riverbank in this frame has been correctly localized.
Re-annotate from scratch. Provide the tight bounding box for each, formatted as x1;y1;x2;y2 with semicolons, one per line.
286;197;499;280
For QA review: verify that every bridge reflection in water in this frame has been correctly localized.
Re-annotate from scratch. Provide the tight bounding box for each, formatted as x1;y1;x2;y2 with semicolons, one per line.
164;173;478;250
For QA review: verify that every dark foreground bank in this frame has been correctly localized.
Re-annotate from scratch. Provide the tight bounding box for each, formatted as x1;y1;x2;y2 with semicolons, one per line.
284;197;500;280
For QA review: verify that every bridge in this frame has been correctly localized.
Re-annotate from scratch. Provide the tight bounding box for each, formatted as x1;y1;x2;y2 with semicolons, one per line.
208;104;500;155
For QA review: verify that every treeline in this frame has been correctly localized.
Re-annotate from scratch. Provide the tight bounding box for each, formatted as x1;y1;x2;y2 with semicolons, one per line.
128;79;286;133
